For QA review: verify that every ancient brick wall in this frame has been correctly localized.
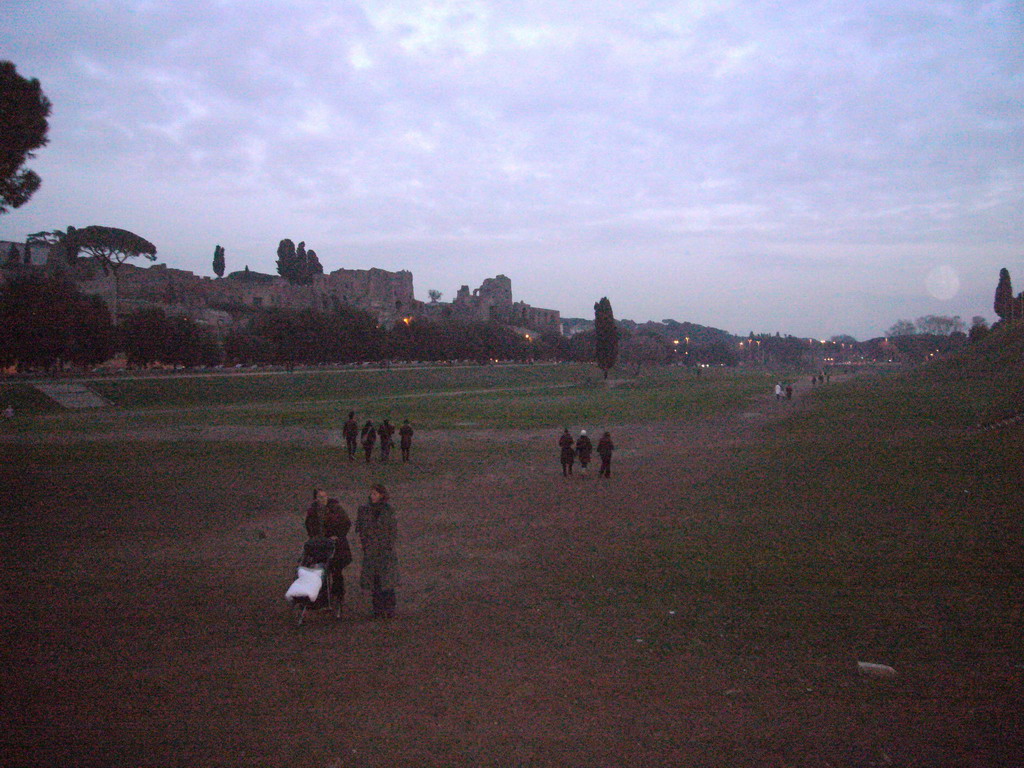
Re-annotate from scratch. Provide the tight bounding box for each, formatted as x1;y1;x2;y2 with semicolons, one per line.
0;249;559;334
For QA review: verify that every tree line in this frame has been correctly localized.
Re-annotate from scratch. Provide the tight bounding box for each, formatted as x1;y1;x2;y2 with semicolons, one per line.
0;273;576;372
0;276;706;374
6;273;981;376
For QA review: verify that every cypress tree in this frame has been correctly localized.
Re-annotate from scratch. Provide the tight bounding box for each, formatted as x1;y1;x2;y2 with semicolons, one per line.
276;238;296;282
994;268;1013;321
307;249;323;277
212;244;225;278
295;241;307;283
594;296;619;379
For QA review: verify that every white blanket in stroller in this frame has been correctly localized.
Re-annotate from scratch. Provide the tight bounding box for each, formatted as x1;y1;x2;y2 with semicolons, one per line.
285;566;324;603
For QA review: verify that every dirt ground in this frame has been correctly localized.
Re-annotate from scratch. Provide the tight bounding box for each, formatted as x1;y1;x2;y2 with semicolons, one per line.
0;377;1011;767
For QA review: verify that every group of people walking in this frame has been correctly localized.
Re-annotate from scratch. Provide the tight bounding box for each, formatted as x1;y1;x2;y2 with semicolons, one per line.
774;382;794;401
558;428;614;478
297;417;620;623
342;411;415;464
304;483;399;619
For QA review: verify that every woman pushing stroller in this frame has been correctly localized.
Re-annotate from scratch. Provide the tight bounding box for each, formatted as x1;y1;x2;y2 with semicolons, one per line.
304;489;353;606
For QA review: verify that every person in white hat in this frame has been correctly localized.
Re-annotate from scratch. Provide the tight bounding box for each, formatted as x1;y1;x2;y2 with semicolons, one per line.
575;429;593;473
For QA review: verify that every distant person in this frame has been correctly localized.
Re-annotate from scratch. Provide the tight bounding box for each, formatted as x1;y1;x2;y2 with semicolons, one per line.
399;419;414;462
575;430;593;473
774;383;783;400
559;428;576;476
342;411;359;461
361;419;377;464
303;489;352;606
378;419;395;462
355;483;399;619
785;383;793;400
597;431;614;478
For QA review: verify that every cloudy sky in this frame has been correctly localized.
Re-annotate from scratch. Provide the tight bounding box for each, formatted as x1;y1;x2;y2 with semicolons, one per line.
2;0;1022;339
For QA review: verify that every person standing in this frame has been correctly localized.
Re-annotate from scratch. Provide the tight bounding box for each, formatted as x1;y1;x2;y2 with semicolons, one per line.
558;427;576;477
399;419;414;462
304;490;353;605
575;430;593;473
355;484;399;619
378;419;395;462
361;419;377;464
342;411;359;461
597;431;614;478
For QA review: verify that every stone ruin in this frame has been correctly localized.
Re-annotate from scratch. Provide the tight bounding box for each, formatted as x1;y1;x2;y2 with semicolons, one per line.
0;241;561;336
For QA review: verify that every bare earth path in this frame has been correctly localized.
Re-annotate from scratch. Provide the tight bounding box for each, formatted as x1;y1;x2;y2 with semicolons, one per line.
3;378;897;767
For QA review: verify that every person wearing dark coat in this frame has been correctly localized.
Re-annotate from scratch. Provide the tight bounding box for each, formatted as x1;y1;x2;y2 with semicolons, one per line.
342;411;359;461
597;431;614;478
378;419;395;462
575;430;593;471
398;419;414;462
558;428;576;476
355;484;399;618
304;489;353;604
361;419;377;464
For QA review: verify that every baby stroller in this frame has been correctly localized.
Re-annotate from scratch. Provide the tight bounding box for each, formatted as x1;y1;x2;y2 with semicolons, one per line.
285;536;342;625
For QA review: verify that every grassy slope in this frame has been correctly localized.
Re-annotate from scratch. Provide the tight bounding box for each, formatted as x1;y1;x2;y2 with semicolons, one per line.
3;364;773;432
592;323;1024;763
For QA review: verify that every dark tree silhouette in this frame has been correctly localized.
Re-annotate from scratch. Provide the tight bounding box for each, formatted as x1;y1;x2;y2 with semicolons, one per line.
0;61;51;214
27;226;81;266
212;244;225;278
0;274;113;370
276;238;297;282
307;249;323;277
119;308;169;368
295;241;307;281
994;268;1013;322
277;238;324;284
594;296;619;379
73;226;157;319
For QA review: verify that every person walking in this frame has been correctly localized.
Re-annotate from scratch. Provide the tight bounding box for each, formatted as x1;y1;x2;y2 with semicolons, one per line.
361;419;377;464
355;484;399;619
559;427;576;477
575;429;593;473
342;411;359;461
597;431;614;478
399;419;414;462
304;489;353;607
378;419;395;462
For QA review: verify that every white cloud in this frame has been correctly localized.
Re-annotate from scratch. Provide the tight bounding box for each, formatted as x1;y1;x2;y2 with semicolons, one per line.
349;43;374;70
295;102;335;136
365;0;492;57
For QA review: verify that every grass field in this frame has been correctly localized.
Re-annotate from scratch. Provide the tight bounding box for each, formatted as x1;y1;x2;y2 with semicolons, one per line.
2;330;1022;766
2;363;773;432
